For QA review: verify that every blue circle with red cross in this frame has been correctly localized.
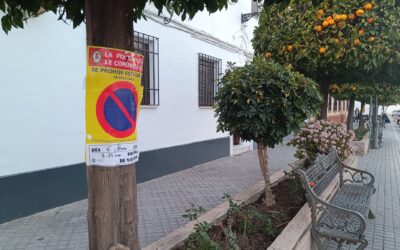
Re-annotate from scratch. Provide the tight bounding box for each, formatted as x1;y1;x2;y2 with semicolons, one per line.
96;81;138;138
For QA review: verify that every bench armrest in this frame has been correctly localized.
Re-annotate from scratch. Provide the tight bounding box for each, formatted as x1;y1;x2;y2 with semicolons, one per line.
296;169;367;236
341;163;375;192
315;196;367;236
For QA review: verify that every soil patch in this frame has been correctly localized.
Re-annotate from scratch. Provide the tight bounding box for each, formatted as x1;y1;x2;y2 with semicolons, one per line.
177;176;306;250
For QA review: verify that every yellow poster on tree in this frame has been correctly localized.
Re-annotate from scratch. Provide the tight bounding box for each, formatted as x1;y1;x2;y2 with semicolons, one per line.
85;46;144;167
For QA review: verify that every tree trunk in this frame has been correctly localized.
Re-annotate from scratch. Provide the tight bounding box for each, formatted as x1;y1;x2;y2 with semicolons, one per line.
346;94;355;131
359;101;365;129
85;1;139;250
256;143;276;207
371;96;379;149
318;79;330;120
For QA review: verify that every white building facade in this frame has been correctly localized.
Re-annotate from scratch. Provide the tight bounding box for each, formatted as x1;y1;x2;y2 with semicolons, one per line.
0;1;257;222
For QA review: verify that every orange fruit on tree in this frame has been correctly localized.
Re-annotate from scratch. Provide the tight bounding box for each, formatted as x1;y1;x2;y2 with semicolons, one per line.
319;47;327;54
348;13;356;20
341;14;348;20
328;19;335;25
354;39;361;46
317;9;325;16
358;29;365;35
265;52;272;58
287;45;294;52
356;9;364;16
326;16;333;21
368;36;375;42
364;3;373;11
368;18;374;24
315;25;323;32
322;21;329;27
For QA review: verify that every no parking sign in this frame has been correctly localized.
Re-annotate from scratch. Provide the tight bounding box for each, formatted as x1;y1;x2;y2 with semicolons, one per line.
86;46;144;167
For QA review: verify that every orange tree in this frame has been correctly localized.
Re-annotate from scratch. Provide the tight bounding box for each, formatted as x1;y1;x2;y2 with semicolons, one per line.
330;83;400;107
253;0;400;120
330;82;400;129
215;56;321;206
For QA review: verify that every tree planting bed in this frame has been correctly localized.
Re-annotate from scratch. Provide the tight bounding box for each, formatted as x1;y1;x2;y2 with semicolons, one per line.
177;177;306;250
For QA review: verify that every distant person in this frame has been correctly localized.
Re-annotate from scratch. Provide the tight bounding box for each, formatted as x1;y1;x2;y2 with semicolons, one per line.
383;113;390;123
354;108;360;123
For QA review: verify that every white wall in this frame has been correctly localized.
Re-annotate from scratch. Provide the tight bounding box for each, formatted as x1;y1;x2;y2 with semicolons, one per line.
0;13;86;177
135;18;249;152
0;0;255;176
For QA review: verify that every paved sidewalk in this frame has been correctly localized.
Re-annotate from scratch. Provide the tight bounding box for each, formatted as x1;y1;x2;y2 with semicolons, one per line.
325;124;400;250
0;140;296;249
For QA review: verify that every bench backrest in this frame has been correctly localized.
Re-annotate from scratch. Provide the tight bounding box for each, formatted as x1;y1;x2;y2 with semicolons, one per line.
302;150;342;196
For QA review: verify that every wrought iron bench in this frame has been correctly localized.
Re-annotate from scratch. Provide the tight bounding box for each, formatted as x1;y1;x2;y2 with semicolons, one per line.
296;150;376;250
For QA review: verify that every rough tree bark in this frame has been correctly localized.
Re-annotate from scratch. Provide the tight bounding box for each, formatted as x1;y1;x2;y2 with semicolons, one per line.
85;0;140;249
346;94;355;131
256;143;276;206
371;96;379;149
318;79;330;120
359;101;365;129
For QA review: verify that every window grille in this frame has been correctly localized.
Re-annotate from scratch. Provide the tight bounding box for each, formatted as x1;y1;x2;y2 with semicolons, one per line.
333;99;338;112
198;53;222;107
134;31;159;106
328;95;332;112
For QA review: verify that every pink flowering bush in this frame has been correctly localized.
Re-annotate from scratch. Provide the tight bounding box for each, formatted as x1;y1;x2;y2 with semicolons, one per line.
288;120;355;161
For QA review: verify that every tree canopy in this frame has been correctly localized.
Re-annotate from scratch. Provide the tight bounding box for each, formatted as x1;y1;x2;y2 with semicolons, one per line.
253;0;400;119
263;0;399;9
330;82;400;106
215;56;322;147
253;0;400;83
0;0;235;33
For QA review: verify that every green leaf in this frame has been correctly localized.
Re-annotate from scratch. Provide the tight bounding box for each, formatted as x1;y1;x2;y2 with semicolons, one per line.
0;0;5;12
1;15;10;34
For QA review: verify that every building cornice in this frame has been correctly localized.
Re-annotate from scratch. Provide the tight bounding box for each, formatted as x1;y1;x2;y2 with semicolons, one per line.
143;10;254;60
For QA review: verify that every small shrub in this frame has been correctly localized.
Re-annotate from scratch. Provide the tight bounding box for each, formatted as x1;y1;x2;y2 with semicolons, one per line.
222;226;239;250
222;193;277;238
289;120;355;161
187;221;220;250
182;204;205;221
354;127;367;141
236;207;277;237
183;205;221;250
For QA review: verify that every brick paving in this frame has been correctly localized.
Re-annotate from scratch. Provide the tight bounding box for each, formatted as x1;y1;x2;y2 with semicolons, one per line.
0;139;296;249
325;123;400;250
